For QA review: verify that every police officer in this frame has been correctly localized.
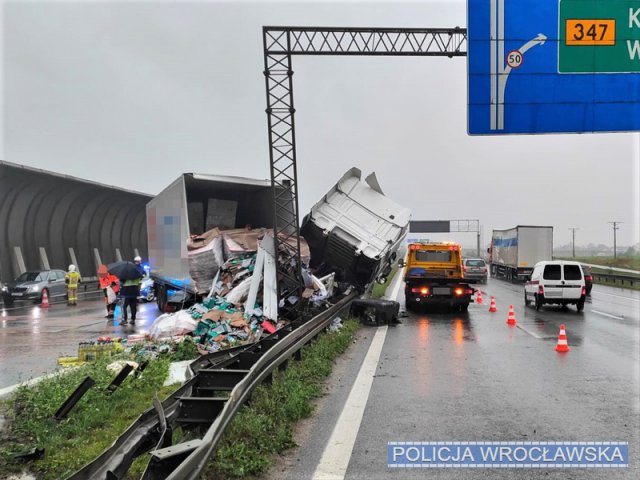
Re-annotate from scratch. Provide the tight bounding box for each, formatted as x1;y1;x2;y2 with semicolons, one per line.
121;256;144;324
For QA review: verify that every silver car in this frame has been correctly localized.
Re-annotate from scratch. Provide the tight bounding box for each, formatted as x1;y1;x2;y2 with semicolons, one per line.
463;258;488;284
1;270;68;307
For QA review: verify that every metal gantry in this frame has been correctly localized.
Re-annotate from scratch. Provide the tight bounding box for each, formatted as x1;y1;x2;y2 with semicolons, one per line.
263;26;468;300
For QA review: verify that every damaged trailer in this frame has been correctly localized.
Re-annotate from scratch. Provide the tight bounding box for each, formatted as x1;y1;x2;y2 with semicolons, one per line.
301;167;411;290
147;173;295;312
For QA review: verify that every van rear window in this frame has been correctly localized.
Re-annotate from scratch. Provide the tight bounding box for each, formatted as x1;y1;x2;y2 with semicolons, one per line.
416;250;452;262
564;265;582;280
543;265;561;280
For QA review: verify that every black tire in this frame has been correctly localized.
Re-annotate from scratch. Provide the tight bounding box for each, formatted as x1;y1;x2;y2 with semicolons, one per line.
3;296;14;308
524;291;531;306
459;303;469;312
535;294;543;311
576;300;585;312
155;283;167;312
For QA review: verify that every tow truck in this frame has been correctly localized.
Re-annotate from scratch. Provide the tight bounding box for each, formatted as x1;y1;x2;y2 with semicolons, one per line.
403;242;474;312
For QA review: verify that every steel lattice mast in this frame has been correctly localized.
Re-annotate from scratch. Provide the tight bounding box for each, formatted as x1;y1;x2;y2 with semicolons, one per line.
263;26;468;302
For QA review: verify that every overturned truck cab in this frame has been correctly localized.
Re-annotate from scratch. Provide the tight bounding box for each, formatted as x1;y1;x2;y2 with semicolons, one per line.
301;167;411;290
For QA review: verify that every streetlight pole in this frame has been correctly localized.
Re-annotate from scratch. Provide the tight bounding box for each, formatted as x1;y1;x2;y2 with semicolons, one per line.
608;222;622;259
568;228;579;258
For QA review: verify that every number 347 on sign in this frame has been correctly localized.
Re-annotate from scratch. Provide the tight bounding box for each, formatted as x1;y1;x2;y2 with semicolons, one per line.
565;19;616;45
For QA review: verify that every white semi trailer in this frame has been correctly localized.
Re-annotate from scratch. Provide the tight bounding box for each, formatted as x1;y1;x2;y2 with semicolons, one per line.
489;226;553;281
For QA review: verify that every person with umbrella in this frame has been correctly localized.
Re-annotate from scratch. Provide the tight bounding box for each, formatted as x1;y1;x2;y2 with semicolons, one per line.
108;257;144;325
98;264;119;319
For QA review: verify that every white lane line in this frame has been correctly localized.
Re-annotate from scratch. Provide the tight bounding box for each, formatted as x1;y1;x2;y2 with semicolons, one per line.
594;291;640;303
387;267;405;301
591;309;626;320
312;325;388;480
515;324;545;339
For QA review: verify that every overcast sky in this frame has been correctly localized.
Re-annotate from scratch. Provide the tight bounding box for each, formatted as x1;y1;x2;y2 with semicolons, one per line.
2;0;639;249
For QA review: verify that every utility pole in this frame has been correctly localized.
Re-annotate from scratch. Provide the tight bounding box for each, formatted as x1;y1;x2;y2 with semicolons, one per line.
568;228;579;258
608;222;622;258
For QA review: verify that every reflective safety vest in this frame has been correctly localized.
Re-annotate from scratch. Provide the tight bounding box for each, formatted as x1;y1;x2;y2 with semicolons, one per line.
65;271;81;288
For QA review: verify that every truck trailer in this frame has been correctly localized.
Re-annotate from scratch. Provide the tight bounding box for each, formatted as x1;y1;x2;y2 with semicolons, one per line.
489;226;553;281
146;173;292;311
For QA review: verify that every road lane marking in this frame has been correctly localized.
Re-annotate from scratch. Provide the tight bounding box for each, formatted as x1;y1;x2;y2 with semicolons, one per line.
594;291;640;303
591;309;625;320
515;324;545;339
312;325;388;480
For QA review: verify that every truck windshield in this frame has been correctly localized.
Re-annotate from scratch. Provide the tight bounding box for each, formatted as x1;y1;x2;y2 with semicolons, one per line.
415;250;452;262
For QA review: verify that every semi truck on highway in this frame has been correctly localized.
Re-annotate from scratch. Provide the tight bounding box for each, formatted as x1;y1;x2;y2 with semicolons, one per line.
489;225;553;281
147;168;409;311
403;242;475;312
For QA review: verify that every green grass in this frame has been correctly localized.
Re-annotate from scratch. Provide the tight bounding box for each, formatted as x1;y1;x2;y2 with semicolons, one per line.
556;256;640;271
0;340;199;479
203;318;361;479
372;265;399;299
0;323;361;480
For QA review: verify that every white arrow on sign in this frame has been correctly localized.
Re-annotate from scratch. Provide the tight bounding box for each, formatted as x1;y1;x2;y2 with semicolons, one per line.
496;33;547;130
489;0;548;130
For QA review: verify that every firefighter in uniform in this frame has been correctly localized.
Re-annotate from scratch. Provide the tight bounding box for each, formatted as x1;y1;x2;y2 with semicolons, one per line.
65;264;81;306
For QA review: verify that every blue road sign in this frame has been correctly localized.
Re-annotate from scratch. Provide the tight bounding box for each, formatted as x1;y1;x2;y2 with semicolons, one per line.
468;0;640;134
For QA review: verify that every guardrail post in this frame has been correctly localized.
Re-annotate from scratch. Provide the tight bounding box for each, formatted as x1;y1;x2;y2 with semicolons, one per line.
68;248;79;271
115;248;123;262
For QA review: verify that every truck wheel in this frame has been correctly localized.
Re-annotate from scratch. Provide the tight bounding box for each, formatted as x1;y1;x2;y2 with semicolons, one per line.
524;291;531;306
155;283;167;312
535;294;543;311
576;300;585;312
459;303;469;312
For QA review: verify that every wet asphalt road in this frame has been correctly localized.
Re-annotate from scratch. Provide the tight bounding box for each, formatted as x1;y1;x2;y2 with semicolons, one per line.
286;279;640;480
0;294;160;391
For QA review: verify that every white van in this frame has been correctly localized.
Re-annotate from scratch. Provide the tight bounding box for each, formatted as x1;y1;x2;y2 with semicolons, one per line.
524;260;586;311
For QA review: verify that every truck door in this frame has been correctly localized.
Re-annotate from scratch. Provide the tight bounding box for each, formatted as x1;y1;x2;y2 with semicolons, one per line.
562;264;583;300
542;264;563;300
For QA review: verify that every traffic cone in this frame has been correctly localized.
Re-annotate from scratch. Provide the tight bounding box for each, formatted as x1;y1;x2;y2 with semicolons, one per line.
555;324;571;353
476;289;484;305
41;290;50;308
506;304;517;325
488;296;497;312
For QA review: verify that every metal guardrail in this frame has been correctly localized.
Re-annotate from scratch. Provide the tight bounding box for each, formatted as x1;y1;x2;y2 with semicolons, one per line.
67;292;356;479
592;272;638;288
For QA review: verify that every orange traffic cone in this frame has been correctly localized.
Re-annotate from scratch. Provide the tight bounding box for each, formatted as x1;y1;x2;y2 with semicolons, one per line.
555;324;570;352
506;304;517;325
476;289;484;305
41;289;50;308
488;296;497;312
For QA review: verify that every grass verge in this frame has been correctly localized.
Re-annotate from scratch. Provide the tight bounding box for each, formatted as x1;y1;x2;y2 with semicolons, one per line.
372;265;399;299
204;318;360;478
556;256;640;271
0;340;199;479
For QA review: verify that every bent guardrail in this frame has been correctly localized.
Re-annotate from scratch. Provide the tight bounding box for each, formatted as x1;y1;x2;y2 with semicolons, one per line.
67;292;356;479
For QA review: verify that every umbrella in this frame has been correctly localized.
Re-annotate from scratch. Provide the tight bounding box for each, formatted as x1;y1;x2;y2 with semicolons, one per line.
107;261;143;281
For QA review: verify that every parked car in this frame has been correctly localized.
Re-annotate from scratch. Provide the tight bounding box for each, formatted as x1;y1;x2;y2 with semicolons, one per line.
463;258;488;284
581;265;593;295
1;270;68;307
138;275;155;302
524;260;586;311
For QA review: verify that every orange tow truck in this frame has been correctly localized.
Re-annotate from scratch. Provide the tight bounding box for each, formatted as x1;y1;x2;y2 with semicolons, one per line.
403;242;474;312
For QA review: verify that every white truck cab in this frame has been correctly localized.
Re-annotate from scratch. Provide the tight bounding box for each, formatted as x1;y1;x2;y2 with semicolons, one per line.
524;260;586;312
